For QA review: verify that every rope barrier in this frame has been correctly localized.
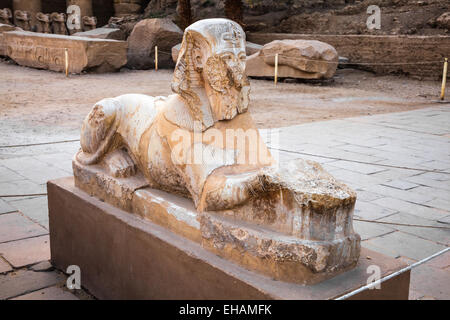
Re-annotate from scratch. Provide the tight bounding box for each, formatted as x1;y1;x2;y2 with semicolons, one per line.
0;139;80;148
0;193;47;198
354;218;450;230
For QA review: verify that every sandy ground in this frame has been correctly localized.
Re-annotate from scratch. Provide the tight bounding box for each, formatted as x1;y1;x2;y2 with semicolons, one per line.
0;60;444;136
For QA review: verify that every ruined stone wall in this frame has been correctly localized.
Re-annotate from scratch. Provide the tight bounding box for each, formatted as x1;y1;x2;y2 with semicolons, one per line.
248;33;450;80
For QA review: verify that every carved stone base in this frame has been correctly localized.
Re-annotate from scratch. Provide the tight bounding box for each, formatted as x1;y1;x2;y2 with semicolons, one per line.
72;158;360;285
48;177;410;299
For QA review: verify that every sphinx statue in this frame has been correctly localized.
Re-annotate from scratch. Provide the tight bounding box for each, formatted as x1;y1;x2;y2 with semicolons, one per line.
14;10;31;31
50;12;68;35
0;8;12;25
74;18;360;284
35;12;51;33
81;16;97;31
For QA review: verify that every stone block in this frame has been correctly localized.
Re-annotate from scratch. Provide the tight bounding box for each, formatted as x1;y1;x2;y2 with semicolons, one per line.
3;31;127;73
246;39;338;79
127;18;182;69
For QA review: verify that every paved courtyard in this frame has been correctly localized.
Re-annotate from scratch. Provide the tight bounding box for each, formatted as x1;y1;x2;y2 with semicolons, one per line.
0;105;449;299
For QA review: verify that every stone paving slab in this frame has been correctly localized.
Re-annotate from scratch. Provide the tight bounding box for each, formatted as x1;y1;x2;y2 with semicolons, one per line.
0;180;46;198
0;257;12;274
424;251;450;270
371;196;445;221
353;220;395;241
0;269;65;300
11;285;79;300
381;179;420;191
378;212;450;245
7;196;49;229
0;198;15;215
401;256;450;300
0;157;71;185
354;200;398;220
0;235;50;268
0;212;48;243
362;231;447;260
0;166;24;183
438;215;450;224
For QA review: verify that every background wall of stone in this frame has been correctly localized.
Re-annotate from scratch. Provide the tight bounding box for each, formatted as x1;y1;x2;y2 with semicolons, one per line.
248;33;450;80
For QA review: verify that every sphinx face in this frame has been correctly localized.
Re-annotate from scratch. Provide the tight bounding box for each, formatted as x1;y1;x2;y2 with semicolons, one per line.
201;37;250;121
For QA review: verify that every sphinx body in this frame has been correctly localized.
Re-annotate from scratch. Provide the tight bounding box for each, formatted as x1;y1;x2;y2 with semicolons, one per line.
74;18;360;284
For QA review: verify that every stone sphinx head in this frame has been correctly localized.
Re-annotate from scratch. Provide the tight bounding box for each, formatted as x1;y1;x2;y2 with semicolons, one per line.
36;12;51;33
51;12;68;35
14;10;31;31
172;18;250;127
0;8;12;25
82;16;97;31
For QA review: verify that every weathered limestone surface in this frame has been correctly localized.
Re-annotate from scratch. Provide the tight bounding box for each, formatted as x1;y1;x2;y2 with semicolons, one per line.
73;27;126;40
246;39;338;79
127;18;182;69
0;24;20;56
71;18;360;284
4;31;127;73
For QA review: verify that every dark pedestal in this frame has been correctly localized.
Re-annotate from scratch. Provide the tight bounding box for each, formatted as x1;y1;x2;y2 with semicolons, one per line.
48;177;410;300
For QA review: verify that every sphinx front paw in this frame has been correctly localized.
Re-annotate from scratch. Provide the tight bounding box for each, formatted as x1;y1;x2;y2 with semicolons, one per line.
103;148;136;178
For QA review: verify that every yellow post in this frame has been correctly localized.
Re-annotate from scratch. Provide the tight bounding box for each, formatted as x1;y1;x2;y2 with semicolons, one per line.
274;53;278;85
64;48;69;77
440;58;448;101
155;46;158;71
